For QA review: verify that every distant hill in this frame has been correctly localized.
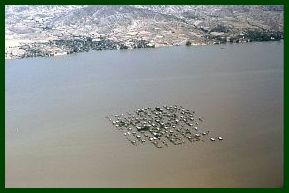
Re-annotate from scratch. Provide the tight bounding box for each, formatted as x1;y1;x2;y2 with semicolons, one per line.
5;5;283;59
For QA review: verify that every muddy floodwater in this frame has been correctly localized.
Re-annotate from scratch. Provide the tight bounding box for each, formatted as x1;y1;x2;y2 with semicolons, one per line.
5;41;283;187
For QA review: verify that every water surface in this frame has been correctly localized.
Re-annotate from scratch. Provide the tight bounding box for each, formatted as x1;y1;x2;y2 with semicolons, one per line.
5;41;283;187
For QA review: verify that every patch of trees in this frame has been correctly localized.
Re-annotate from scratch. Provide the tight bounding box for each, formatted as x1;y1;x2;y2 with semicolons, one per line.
245;30;283;41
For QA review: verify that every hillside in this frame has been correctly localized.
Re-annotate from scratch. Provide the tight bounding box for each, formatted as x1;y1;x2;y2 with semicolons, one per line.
5;5;284;59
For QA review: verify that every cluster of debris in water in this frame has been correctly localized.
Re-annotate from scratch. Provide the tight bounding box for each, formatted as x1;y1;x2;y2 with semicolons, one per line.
106;105;223;148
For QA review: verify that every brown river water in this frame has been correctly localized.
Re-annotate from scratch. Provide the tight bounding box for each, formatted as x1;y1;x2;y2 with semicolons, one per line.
5;41;283;187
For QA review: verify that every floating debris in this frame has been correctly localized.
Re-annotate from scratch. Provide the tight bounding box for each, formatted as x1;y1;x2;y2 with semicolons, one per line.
107;105;223;148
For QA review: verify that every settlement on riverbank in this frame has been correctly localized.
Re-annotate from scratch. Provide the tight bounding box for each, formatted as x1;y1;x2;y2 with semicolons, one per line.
5;30;283;59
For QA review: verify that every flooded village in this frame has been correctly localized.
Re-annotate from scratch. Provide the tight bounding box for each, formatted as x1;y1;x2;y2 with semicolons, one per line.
107;105;223;148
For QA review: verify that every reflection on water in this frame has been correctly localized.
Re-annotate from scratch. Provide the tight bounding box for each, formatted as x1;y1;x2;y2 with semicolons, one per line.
5;41;283;187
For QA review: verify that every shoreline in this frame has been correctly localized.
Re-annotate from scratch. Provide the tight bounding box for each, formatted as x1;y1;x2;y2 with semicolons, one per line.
5;39;283;60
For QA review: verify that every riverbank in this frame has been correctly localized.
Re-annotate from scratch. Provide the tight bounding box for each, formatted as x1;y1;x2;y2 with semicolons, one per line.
5;33;283;60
